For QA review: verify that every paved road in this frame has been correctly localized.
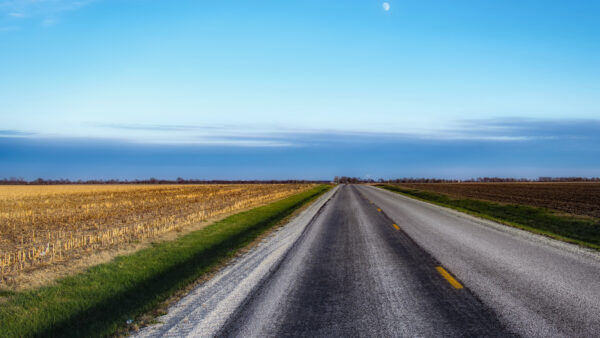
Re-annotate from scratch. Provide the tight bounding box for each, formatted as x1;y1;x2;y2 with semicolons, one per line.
137;184;600;337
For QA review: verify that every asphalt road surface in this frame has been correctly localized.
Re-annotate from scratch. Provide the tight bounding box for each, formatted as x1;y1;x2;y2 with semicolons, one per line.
137;184;600;337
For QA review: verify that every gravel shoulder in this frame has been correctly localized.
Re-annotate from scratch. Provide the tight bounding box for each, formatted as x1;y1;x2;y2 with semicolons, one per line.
134;186;339;337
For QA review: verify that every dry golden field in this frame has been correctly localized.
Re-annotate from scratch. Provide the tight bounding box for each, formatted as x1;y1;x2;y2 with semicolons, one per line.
0;184;313;277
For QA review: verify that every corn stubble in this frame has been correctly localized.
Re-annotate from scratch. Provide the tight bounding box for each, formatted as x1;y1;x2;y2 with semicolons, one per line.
0;184;313;277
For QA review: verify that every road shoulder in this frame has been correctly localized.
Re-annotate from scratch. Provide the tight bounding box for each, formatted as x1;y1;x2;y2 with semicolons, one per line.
134;185;338;337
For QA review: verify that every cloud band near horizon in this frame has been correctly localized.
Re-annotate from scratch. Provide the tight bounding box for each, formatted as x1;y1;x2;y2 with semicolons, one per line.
1;118;599;180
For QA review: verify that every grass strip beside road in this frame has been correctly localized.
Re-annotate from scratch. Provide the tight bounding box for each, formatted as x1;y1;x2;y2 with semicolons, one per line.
378;184;600;250
0;184;331;338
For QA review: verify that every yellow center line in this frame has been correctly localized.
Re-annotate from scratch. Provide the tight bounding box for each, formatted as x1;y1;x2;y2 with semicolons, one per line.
392;223;400;230
435;266;463;289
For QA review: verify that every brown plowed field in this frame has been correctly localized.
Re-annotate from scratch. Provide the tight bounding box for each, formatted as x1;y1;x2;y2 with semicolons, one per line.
394;183;600;218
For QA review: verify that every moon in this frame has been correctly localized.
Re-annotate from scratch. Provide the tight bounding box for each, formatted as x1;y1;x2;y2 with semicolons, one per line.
382;2;390;11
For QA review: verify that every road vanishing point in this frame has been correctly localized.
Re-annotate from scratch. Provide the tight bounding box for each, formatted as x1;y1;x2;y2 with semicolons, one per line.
136;184;600;337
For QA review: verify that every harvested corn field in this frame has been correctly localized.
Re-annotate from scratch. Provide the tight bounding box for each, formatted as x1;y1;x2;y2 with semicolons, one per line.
390;182;600;218
0;184;314;277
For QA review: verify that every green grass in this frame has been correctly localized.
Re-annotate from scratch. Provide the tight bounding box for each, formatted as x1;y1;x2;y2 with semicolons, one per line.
0;184;330;338
377;184;600;250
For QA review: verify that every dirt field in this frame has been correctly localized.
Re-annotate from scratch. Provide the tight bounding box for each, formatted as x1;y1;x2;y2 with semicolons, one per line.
0;184;314;279
393;182;600;219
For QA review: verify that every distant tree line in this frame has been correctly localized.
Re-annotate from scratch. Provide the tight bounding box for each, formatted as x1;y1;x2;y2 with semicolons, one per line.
535;177;600;182
3;176;599;185
333;176;600;184
0;177;329;185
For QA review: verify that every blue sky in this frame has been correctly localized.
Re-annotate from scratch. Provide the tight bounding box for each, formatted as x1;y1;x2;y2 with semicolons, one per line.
1;0;599;179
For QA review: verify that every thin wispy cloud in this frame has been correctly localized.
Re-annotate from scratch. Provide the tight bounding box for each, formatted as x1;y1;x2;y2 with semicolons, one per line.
0;129;34;137
84;118;600;146
0;119;579;147
0;24;17;31
456;118;600;140
40;17;56;25
1;0;95;26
